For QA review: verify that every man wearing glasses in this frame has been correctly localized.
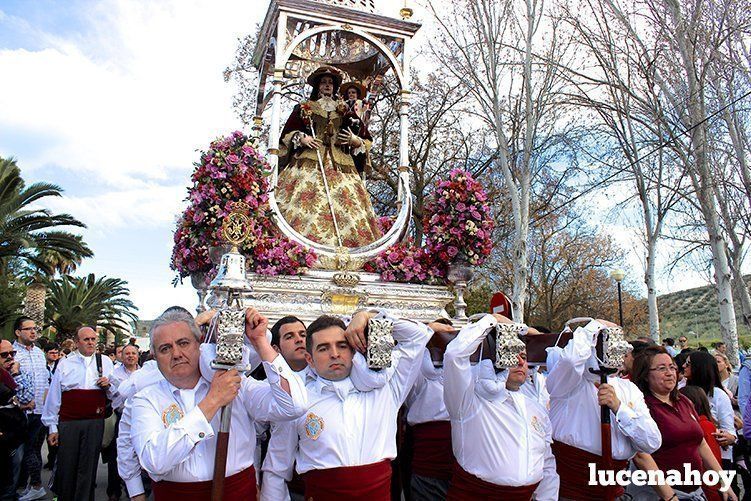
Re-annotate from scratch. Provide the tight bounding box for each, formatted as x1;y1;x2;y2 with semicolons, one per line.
12;316;49;501
0;339;35;499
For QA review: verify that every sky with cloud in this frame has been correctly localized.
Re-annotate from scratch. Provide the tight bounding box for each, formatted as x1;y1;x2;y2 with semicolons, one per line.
0;0;727;323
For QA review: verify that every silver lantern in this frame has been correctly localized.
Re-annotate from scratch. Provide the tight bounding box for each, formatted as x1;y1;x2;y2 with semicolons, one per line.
495;322;527;369
207;201;254;371
601;326;631;370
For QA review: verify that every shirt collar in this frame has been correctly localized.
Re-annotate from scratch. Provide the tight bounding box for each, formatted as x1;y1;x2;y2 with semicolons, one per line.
168;377;209;398
312;375;356;401
13;340;34;352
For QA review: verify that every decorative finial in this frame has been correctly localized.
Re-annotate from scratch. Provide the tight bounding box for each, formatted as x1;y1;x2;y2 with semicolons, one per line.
400;0;413;19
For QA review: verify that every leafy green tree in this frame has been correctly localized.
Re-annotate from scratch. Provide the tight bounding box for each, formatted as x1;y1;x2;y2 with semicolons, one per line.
45;274;139;341
0;157;93;331
0;157;92;270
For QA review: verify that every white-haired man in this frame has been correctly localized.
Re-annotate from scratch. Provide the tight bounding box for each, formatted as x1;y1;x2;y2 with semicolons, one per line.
130;307;307;501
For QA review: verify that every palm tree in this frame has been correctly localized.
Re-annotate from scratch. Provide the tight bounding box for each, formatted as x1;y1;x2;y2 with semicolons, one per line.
0;157;93;330
0;157;92;270
45;274;139;341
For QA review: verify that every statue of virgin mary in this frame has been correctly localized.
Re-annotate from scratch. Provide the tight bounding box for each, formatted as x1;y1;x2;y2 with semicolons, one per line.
275;65;382;248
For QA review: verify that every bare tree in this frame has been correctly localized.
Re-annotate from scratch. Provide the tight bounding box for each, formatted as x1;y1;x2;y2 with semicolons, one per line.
425;0;575;321
558;0;690;340
591;0;749;363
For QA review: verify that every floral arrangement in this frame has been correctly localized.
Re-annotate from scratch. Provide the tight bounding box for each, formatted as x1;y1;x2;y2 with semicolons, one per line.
171;131;316;279
366;169;494;284
423;169;495;266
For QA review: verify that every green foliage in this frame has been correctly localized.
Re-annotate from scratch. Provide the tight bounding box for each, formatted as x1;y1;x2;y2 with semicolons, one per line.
0;157;92;274
654;275;751;341
45;273;139;340
0;270;23;339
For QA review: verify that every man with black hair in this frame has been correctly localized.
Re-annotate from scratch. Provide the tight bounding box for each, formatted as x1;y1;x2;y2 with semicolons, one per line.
42;326;116;501
663;337;678;357
12;316;49;501
270;316;308;373
262;310;432;500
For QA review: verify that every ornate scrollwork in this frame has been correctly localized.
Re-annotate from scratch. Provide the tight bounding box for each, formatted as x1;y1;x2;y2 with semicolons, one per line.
602;327;631;370
367;318;394;369
495;323;527;369
213;308;246;366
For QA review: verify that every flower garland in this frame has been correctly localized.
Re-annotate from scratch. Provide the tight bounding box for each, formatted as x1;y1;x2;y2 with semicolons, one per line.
170;131;316;279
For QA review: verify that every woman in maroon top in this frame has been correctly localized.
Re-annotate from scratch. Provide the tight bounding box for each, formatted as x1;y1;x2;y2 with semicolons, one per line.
630;346;736;500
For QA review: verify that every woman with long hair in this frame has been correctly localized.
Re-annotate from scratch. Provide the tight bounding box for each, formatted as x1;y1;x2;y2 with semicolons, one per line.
685;351;737;469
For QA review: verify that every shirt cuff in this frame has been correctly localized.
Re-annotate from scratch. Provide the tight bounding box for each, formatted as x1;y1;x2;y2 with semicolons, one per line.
48;424;58;434
123;475;145;497
180;407;215;443
263;354;294;385
614;401;636;425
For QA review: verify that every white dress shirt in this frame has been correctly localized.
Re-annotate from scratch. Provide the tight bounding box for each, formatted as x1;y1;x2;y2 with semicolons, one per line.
115;346;237;496
545;321;662;460
443;315;559;499
110;363;139;411
41;351;116;433
13;341;49;415
708;387;736;461
131;354;306;483
520;369;550;409
405;349;450;425
260;314;431;500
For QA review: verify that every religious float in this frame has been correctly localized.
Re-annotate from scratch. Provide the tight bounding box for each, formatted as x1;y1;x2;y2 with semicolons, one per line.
171;0;496;327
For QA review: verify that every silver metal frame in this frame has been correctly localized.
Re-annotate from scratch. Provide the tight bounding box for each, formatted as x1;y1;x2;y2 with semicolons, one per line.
254;0;421;261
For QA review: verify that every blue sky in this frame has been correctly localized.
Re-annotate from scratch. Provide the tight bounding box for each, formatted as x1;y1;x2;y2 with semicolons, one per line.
0;0;404;320
0;0;725;322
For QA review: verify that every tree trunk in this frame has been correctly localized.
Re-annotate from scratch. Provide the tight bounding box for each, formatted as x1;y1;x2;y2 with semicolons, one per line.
730;249;751;331
512;223;529;322
666;0;739;366
645;238;661;342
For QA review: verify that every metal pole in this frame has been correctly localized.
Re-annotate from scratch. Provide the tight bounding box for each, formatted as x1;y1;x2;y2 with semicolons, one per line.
617;282;624;327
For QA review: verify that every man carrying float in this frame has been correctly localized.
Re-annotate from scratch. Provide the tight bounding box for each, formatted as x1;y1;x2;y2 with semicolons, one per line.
546;319;662;500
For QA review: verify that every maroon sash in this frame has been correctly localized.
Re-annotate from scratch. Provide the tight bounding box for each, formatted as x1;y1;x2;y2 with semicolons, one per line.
411;421;454;480
303;460;391;500
552;441;627;500
152;466;256;501
447;463;539;501
59;389;106;421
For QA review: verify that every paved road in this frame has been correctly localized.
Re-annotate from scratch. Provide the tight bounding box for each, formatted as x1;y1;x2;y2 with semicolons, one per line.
33;441;133;500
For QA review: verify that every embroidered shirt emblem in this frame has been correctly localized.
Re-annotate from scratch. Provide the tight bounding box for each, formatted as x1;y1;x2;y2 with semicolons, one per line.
162;404;184;427
530;415;544;435
305;412;324;440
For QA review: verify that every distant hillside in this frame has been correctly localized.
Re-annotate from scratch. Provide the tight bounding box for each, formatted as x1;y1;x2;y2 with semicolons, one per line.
657;275;751;343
